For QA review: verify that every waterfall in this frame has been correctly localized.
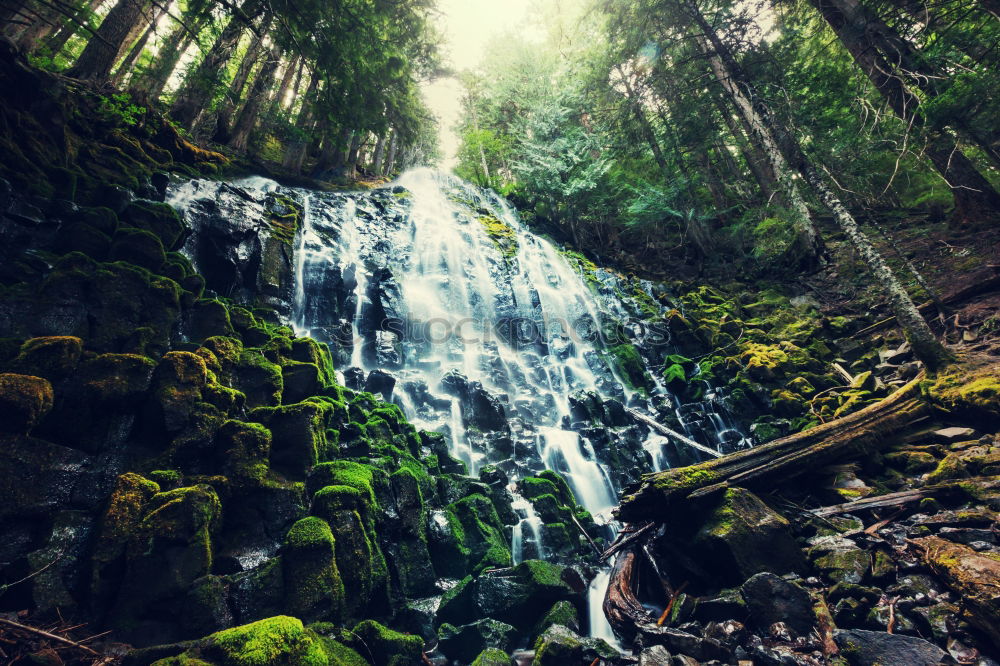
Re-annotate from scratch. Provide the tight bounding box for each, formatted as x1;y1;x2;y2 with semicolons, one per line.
168;166;753;646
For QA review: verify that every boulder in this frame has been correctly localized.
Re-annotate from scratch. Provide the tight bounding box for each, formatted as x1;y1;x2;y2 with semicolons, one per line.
693;487;805;584
739;572;814;636
808;535;871;585
833;629;953;666
0;373;53;434
438;618;516;663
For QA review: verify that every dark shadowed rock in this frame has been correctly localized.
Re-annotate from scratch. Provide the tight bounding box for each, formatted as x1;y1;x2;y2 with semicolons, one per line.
834;629;954;665
739;572;815;636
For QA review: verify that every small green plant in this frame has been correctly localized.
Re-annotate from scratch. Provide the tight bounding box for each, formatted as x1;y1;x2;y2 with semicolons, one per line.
97;92;146;126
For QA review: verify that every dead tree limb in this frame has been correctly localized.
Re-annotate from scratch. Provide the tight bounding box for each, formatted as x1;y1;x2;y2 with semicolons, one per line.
0;618;100;656
617;372;928;522
811;477;998;517
626;407;723;458
603;545;653;641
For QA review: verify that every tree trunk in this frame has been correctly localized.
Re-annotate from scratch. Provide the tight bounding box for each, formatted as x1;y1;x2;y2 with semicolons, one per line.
712;94;783;207
976;0;1000;20
617;65;670;173
13;2;60;50
170;0;258;130
282;73;319;172
796;163;953;368
42;0;103;54
371;131;387;176
213;13;272;142
809;0;1000;225
268;52;298;112
228;43;280;152
346;129;363;172
690;13;823;269
109;1;163;86
66;0;151;81
384;129;398;176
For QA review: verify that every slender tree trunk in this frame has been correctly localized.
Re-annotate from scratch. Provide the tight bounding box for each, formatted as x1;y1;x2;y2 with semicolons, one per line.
109;1;162;86
213;13;272;142
469;101;491;186
384;129;398;176
228;43;280;151
282;73;319;172
42;0;103;54
1;0;31;33
66;0;151;81
372;131;387;176
268;52;298;112
346;130;363;174
617;65;670;173
799;163;952;369
711;94;783;206
170;0;258;129
690;14;824;268
809;0;1000;224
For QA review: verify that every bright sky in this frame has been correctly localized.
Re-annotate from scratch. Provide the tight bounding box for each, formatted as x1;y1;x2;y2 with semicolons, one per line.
423;0;538;169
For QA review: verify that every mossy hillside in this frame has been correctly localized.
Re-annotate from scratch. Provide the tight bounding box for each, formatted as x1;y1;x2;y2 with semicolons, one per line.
0;47;227;203
663;282;889;435
478;214;518;258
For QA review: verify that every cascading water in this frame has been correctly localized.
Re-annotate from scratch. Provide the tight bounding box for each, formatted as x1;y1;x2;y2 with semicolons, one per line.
168;167;752;648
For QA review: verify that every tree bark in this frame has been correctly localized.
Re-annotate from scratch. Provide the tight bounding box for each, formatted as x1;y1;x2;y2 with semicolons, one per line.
228;43;280;152
690;16;823;269
66;0;151;81
268;52;298;112
616;65;670;173
13;1;60;50
809;0;1000;224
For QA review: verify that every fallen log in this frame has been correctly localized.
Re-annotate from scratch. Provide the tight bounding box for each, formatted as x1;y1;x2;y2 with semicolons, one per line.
910;536;1000;648
811;477;997;517
599;521;655;562
617;372;928;523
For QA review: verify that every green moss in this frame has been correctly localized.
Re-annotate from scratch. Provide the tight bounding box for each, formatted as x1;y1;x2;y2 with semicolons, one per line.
348;620;423;666
449;494;511;574
110;226;167;272
249;401;334;479
168;616;330;666
149;469;182;487
79;353;156;404
235;349;283;408
283;517;345;622
478;214;518;258
535;600;579;635
471;648;511;666
602;342;651;390
122;200;187;250
537;470;577;508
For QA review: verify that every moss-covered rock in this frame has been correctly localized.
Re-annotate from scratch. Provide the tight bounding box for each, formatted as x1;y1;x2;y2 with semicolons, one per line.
123;200;188;251
438;618;516;664
147;351;209;434
692;487;805;585
234;349;283;408
150;615;366;666
448;494;511;574
249;400;334;479
79;353;157;405
535;600;580;635
347;619;423;666
282;516;345;623
214;420;270;483
11;336;83;379
471;648;511;666
110;227;167;272
189;299;235;344
0;373;54;434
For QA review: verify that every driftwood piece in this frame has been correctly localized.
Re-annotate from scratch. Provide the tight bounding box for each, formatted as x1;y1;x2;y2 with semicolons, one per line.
626;408;723;458
910;536;1000;648
600;522;655;562
603;544;653;641
617;372;928;522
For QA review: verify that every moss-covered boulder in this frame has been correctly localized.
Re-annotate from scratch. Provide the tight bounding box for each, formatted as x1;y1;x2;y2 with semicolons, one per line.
234;349;283;408
471;648;511;666
214;420;270;484
282;516;345;622
535;600;580;635
0;373;54;434
122;200;188;250
147;351;209;433
249;400;334;479
79;353;157;405
149;615;366;666
448;494;511;574
10;336;83;380
110;227;167;272
347;619;423;666
531;624;616;666
189;299;235;344
692;487;805;585
111;484;222;643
